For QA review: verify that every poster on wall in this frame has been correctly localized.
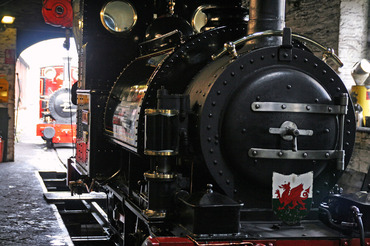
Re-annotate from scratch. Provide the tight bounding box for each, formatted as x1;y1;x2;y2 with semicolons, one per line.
5;49;15;64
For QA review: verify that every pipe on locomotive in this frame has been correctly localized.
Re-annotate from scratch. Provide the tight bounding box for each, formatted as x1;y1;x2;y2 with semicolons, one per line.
247;0;285;47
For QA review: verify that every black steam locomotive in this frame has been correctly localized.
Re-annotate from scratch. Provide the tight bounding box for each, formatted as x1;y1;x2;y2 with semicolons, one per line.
68;0;370;245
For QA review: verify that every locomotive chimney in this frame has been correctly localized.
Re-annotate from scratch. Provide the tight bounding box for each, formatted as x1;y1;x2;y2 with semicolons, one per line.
247;0;286;47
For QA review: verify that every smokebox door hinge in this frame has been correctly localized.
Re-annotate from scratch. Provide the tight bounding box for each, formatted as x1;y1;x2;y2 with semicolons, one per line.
279;27;293;62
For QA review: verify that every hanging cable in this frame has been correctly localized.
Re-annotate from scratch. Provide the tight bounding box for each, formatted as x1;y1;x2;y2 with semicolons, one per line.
15;73;21;143
64;28;76;159
99;169;122;185
53;146;67;168
351;206;365;246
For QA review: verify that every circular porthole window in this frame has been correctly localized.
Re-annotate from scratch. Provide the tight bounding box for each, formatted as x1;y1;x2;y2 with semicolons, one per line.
100;1;137;33
191;5;214;33
44;67;57;80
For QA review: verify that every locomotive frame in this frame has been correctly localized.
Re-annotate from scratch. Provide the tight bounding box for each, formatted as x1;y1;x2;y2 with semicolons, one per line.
67;0;370;245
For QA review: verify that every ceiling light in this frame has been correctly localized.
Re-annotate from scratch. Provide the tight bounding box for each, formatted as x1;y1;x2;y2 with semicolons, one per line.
1;16;15;24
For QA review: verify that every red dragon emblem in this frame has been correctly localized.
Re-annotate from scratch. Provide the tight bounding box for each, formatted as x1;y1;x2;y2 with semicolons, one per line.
275;182;310;210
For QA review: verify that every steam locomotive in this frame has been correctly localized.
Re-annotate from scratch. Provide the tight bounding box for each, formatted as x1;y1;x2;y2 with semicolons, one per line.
67;0;370;245
36;64;78;147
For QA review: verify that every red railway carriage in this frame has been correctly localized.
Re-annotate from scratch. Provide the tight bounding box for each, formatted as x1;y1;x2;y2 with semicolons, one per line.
36;65;77;147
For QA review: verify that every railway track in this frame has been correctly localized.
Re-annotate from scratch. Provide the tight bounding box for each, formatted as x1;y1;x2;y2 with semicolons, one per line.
37;171;116;245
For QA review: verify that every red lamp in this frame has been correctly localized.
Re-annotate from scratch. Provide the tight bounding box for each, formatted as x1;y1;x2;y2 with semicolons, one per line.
42;0;73;28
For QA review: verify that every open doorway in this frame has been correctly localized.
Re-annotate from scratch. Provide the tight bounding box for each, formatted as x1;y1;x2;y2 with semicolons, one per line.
15;38;78;147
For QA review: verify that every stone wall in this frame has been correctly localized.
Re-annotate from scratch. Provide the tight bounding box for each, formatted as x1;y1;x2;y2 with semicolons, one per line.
338;129;370;193
286;0;341;58
0;28;16;162
338;0;369;88
368;2;370;59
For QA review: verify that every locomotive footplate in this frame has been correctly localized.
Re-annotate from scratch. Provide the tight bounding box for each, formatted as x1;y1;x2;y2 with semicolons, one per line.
240;220;370;242
241;220;343;238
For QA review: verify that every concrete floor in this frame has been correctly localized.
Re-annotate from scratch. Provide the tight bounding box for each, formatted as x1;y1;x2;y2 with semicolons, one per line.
0;137;74;245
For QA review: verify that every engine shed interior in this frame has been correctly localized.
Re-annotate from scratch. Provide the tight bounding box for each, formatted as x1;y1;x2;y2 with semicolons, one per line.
0;0;370;245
